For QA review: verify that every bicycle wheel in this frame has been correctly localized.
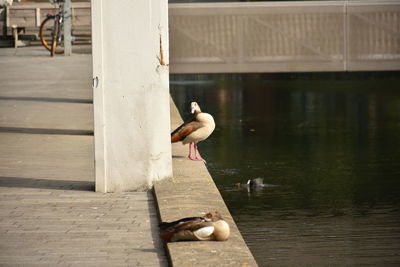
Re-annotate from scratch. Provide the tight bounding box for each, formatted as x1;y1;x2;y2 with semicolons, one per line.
51;20;59;57
39;16;64;54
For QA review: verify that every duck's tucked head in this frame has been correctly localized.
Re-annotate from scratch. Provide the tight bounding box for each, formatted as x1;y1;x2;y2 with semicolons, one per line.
191;102;202;114
204;211;223;222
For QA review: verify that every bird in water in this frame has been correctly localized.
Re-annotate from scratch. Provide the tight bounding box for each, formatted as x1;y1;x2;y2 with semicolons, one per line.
159;211;230;242
171;102;215;162
234;178;265;189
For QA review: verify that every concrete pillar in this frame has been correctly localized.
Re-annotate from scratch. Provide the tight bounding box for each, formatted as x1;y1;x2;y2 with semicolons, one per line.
91;0;172;192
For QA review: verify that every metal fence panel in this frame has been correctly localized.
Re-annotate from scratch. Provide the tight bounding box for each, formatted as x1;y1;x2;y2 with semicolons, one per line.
347;1;400;71
169;1;400;73
4;1;399;72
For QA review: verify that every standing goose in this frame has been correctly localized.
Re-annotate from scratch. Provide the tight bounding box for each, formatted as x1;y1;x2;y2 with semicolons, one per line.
159;211;230;242
171;102;215;162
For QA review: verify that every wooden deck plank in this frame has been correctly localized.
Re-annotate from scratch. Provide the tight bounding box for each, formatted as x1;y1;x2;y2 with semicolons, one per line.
0;132;94;181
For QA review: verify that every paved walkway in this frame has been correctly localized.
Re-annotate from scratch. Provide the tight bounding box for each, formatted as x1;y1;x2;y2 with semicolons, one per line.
0;47;167;266
0;46;258;266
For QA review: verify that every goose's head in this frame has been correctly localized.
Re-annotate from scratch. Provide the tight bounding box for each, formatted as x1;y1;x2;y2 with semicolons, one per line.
191;102;202;114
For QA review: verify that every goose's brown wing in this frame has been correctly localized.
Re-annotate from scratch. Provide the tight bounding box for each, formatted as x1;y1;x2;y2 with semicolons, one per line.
160;217;212;241
172;219;213;233
171;121;202;143
160;217;211;232
159;216;204;230
171;114;196;136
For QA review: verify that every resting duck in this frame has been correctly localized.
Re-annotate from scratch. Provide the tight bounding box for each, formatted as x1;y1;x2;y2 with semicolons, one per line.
171;102;215;162
159;211;230;242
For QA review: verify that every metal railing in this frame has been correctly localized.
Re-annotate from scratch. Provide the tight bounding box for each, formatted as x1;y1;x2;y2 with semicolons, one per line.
3;1;399;72
3;2;90;42
169;1;400;73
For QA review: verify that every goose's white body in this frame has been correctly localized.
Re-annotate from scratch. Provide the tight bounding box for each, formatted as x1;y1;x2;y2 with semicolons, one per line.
182;113;215;145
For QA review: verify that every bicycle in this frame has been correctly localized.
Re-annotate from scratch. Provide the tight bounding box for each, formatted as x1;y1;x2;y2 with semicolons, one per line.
39;0;65;56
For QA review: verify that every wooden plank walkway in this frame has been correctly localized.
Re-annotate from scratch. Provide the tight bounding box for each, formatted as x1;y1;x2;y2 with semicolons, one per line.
0;48;168;266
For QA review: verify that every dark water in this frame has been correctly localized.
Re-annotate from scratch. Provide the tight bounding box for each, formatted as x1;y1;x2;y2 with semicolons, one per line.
170;73;400;266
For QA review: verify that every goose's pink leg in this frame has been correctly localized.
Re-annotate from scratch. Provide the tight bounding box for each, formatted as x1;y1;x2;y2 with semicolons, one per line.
193;143;206;163
188;142;194;160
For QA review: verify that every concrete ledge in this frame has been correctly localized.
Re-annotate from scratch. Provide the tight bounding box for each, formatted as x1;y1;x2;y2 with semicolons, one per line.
153;99;258;267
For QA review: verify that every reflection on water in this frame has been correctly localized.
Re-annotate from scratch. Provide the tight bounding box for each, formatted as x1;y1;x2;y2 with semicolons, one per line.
170;72;400;266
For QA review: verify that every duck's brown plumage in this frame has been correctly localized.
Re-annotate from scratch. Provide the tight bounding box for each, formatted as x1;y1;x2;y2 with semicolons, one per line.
159;216;212;242
159;211;230;242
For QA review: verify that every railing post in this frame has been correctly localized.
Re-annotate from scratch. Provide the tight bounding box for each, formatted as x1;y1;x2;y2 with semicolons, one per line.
63;0;72;56
343;0;349;71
